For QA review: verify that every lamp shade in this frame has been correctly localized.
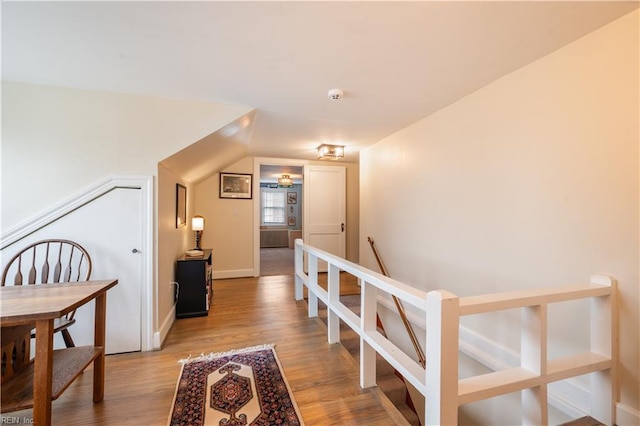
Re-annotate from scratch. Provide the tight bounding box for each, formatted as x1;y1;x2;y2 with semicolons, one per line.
192;216;205;231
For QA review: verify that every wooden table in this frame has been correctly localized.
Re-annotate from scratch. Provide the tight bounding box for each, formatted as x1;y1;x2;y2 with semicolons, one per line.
0;280;118;425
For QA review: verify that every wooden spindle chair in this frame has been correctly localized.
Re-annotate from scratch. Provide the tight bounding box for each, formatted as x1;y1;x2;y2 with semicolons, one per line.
1;239;92;348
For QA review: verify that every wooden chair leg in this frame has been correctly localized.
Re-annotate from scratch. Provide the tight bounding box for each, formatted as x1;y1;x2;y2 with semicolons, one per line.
61;329;75;348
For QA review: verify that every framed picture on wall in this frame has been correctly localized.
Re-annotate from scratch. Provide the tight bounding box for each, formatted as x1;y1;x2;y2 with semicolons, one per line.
176;184;187;228
287;192;297;204
288;216;296;226
220;173;252;199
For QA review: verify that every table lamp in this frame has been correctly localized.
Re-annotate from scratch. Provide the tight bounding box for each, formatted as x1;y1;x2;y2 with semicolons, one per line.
192;215;205;251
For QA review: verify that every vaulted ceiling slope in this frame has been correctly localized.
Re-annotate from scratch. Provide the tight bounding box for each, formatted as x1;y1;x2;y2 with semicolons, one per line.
3;2;638;163
160;111;257;184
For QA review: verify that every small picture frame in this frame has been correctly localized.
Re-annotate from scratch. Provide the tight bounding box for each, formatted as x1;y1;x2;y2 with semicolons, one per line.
287;192;297;204
288;216;296;226
220;173;252;199
176;184;187;228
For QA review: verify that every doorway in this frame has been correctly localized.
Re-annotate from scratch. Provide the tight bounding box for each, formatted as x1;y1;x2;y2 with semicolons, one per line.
259;164;303;276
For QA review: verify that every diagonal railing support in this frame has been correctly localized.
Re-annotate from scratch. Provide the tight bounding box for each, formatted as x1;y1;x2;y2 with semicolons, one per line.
368;237;426;368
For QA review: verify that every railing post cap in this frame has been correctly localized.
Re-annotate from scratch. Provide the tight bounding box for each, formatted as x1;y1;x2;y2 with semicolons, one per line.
590;275;616;286
426;289;458;301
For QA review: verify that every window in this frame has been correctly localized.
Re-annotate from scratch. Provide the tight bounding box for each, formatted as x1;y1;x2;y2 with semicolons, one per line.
261;189;286;225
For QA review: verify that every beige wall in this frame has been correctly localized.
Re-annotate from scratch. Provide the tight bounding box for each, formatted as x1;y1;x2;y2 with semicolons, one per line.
194;157;360;278
156;164;193;337
360;10;639;420
195;157;256;277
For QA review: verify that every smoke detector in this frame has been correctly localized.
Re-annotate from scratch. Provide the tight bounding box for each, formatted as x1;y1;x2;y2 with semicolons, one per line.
327;89;344;101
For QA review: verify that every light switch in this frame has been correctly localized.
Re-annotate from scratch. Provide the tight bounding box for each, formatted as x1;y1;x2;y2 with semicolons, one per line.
233;208;239;216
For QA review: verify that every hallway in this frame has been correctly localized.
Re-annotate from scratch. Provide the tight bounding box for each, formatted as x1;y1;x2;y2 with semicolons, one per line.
10;275;407;425
260;247;294;276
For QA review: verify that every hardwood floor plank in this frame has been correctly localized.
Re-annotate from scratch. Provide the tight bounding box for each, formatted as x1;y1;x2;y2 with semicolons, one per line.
9;275;405;425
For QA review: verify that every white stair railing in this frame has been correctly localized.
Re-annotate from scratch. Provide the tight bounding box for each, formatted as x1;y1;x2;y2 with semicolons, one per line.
293;238;617;425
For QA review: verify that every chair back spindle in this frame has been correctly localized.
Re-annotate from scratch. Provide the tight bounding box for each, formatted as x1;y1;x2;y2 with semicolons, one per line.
1;239;93;349
41;242;50;283
63;246;74;282
14;256;23;286
28;249;37;284
53;242;63;283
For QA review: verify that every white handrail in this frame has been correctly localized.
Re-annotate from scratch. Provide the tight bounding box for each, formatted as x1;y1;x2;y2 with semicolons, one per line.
294;239;617;425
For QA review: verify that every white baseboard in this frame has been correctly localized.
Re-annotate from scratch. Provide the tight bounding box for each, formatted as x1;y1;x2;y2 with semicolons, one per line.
616;403;640;425
213;269;254;279
154;304;176;350
548;380;591;421
458;325;518;369
458;325;613;422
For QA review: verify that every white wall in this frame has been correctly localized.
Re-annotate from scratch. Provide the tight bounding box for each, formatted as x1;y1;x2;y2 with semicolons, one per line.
360;10;639;422
1;81;252;232
2;82;253;348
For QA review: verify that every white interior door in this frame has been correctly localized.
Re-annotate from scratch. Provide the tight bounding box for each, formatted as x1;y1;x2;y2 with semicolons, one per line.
65;188;142;354
303;165;346;271
5;188;143;354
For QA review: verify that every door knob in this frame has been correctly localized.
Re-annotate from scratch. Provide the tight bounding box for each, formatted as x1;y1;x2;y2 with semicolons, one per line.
132;248;140;254
341;223;345;232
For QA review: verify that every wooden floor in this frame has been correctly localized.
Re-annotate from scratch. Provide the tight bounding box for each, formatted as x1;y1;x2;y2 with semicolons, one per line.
10;275;406;425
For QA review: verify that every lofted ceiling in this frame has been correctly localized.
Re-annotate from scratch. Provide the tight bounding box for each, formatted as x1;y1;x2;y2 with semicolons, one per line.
3;1;638;165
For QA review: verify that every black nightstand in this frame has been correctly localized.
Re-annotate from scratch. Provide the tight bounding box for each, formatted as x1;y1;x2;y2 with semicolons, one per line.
175;249;212;319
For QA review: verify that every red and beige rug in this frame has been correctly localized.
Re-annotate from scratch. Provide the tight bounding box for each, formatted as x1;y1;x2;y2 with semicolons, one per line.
169;344;304;426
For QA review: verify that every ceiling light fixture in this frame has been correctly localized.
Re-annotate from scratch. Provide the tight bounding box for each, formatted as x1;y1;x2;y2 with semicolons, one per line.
317;144;344;160
278;174;294;187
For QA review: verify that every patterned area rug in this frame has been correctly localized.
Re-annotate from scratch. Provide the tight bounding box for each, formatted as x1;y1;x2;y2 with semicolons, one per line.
169;344;304;426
